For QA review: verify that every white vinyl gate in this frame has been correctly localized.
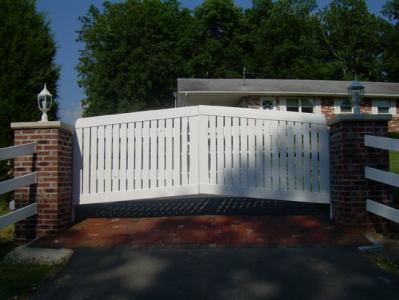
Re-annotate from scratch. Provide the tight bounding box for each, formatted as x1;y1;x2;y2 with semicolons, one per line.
73;106;330;204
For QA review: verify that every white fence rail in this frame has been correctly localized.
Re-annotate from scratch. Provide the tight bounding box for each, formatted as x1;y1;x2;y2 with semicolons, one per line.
365;167;399;188
0;142;36;161
0;172;37;195
366;199;399;223
0;203;37;229
74;105;330;204
0;143;37;229
365;134;399;223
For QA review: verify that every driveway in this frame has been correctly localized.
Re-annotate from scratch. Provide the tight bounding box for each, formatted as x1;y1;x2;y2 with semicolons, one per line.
30;198;399;299
32;247;399;300
32;198;367;248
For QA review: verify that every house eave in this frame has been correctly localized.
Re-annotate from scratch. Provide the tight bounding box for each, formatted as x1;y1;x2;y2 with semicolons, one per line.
177;91;399;98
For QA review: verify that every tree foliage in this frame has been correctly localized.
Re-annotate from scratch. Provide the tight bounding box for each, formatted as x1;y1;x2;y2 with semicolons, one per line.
245;0;330;79
77;0;191;116
319;0;388;80
186;0;245;78
0;0;59;149
383;0;399;81
77;0;397;116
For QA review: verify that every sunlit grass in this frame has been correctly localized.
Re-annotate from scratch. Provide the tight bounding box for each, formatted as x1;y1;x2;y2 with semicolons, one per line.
0;200;67;299
0;199;14;241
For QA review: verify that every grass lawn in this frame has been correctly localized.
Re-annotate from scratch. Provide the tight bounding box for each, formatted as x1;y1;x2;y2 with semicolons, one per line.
389;132;399;174
389;133;399;204
0;200;66;299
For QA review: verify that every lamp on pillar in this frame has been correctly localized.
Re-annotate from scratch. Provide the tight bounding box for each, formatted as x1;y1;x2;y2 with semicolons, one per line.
347;79;364;114
37;83;53;122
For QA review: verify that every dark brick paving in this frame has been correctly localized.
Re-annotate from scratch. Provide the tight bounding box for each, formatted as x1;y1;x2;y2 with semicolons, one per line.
32;198;369;249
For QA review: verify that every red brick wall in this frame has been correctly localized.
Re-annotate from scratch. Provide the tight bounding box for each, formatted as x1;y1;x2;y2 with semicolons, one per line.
242;96;259;108
390;116;399;132
13;125;73;241
329;117;392;226
240;96;399;132
389;97;399;132
320;98;335;121
361;98;372;114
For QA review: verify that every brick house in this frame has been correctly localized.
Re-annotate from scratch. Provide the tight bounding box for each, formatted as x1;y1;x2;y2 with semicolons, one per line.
176;78;399;132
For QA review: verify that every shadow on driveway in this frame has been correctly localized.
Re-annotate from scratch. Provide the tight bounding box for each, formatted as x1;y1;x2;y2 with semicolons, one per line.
75;197;328;220
32;247;399;300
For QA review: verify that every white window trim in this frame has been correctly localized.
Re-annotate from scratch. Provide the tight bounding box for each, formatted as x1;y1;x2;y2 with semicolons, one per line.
280;98;286;111
279;97;320;113
372;99;397;115
259;96;277;111
314;98;321;114
334;98;353;114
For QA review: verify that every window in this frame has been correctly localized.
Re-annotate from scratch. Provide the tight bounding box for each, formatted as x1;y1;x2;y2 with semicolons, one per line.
334;98;353;114
372;100;396;115
286;98;314;113
340;99;352;113
259;97;276;110
287;99;299;112
301;99;314;113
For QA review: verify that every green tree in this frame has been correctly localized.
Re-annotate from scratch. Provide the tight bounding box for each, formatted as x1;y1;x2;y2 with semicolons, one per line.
383;0;399;20
382;0;399;81
0;0;59;184
185;0;245;78
245;0;330;79
319;0;388;80
77;0;191;117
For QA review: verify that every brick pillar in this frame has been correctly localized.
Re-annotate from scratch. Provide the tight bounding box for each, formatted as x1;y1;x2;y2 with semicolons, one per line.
12;121;73;242
328;115;393;227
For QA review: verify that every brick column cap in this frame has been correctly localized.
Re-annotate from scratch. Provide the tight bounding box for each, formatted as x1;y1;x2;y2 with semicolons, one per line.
327;114;392;126
11;121;73;132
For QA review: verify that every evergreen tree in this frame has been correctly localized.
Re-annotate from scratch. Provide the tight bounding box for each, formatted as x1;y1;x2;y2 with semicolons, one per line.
382;0;399;81
0;0;59;185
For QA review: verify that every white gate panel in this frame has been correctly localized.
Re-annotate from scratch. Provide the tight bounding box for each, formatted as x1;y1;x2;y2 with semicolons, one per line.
74;106;330;204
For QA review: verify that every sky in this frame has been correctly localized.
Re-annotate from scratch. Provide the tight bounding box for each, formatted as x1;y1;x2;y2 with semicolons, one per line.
35;0;386;126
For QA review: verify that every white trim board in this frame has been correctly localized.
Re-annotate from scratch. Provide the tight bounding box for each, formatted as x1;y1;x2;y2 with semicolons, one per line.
178;91;399;98
76;105;327;128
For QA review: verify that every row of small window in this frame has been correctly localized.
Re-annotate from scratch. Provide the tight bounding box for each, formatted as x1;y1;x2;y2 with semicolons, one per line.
261;97;315;113
261;98;315;113
260;97;397;115
334;99;396;114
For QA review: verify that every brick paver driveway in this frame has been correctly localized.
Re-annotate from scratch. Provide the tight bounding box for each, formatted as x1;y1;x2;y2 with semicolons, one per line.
34;198;366;248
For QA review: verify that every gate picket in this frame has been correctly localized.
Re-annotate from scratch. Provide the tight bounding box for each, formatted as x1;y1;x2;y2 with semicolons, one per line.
120;123;127;191
127;123;134;190
90;126;97;194
104;125;112;192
